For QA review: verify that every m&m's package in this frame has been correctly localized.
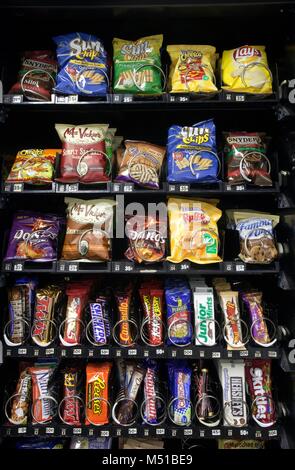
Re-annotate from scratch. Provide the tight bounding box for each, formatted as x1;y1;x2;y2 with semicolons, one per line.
167;45;218;94
167;119;219;184
53;32;109;96
113;35;163;94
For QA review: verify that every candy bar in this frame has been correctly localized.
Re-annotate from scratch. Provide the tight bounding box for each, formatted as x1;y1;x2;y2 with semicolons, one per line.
62;283;91;346
90;301;107;345
116;365;145;425
85;362;112;425
165;279;193;346
218;360;247;427
219;290;245;350
9;367;31;425
168;361;192;425
242;291;274;346
62;368;81;426
115;287;133;346
7;286;27;344
32;286;62;346
194;288;216;346
140;287;164;346
194;363;220;426
143;361;158;424
30;364;55;424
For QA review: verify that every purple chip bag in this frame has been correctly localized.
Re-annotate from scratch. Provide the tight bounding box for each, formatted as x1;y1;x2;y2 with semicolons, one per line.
5;211;63;262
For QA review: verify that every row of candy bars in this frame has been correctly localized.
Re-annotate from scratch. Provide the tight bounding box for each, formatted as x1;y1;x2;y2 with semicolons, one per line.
6;121;274;189
8;33;273;100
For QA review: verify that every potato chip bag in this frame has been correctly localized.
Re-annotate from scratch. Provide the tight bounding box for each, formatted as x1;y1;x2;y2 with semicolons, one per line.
167;45;218;93
221;45;272;94
113;34;163;94
6;149;59;184
167;198;222;264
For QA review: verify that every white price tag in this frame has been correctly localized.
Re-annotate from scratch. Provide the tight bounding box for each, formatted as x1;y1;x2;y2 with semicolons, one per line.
101;430;109;437
128;349;137;356
183;429;193;436
156;428;165;435
73;428;82;435
100;349;110;356
212;352;220;358
184;349;192;356
73;349;82;355
212;429;221;436
18;427;27;434
128;428;137;435
46;427;54;434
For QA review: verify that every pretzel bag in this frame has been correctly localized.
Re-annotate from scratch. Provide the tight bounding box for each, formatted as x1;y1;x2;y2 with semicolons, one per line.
167;45;217;93
6;149;60;185
55;123;110;183
53;32;109;96
224;132;272;187
227;210;279;264
167;119;219;183
221;45;272;94
9;50;57;101
113;35;163;94
167;197;222;264
61;198;116;262
115;140;165;189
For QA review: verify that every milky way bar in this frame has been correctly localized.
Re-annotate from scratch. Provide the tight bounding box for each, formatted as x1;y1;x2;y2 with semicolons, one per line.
218;360;247;427
194;288;215;346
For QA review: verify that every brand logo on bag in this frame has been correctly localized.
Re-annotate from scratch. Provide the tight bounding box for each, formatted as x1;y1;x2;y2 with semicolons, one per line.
63;126;103;144
227;136;261;145
180;126;210;145
121;41;149;60
69;37;102;60
233;47;262;60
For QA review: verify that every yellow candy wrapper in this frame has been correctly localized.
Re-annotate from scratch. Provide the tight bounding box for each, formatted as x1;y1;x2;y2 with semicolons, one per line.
221;45;272;94
167;45;218;94
167;197;222;264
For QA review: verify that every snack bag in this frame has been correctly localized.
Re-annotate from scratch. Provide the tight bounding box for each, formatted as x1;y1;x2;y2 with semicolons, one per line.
167;198;222;264
125;215;166;263
61;198;116;262
6;149;60;185
167;119;219;183
167;45;217;93
55;123;110;184
227;210;279;264
53;32;109;96
224;132;272;187
221;45;272;94
9;50;57;101
85;363;112;425
115;140;165;189
113;35;163;94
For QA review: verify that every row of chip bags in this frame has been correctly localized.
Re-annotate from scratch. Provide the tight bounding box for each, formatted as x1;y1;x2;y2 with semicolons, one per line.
9;32;273;100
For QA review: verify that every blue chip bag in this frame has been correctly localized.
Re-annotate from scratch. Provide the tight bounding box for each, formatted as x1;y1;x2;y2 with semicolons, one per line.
53;32;109;96
167;119;219;183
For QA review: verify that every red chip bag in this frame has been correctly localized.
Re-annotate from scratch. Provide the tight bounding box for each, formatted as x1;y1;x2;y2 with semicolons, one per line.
55;123;110;184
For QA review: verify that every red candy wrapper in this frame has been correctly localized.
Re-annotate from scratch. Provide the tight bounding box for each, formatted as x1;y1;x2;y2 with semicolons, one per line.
62;282;92;346
140;286;164;346
245;359;276;428
62;368;81;425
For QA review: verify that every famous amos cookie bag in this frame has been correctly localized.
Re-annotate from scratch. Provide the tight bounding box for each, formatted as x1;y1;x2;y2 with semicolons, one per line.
115;140;165;189
55;123;110;184
167;45;218;94
53;32;109;96
113;35;163;94
61;198;116;262
6;149;60;185
224;132;272;187
167;120;219;184
227;210;279;264
9;50;57;101
167;197;222;264
221;45;272;94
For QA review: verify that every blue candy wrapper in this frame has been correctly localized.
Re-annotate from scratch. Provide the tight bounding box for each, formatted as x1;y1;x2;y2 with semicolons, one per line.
165;279;193;345
16;438;64;449
53;32;109;96
168;361;192;425
167;119;219;183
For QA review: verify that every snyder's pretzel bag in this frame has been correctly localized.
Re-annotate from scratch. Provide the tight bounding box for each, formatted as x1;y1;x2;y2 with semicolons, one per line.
115;140;165;189
9;50;57;101
167;45;218;94
125;215;166;263
55;123;110;184
113;35;163;94
5;211;63;262
227;210;279;264
61;198;115;262
167;120;219;183
167;198;222;264
85;362;112;425
224;132;272;187
6;149;60;185
53;32;109;96
221;45;272;94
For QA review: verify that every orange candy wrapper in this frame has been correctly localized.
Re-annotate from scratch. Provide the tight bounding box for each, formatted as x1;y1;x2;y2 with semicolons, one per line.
85;362;112;425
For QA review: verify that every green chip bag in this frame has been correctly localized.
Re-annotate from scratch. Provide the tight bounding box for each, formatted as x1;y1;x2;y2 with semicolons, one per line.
113;34;163;94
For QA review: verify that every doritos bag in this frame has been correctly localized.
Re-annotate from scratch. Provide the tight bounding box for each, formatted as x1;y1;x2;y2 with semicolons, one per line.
53;32;109;96
221;45;272;94
113;34;163;94
167;45;218;93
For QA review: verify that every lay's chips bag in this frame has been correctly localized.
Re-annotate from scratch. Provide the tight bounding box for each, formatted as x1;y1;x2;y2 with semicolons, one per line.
221;45;272;94
167;198;222;265
113;34;163;94
167;45;218;93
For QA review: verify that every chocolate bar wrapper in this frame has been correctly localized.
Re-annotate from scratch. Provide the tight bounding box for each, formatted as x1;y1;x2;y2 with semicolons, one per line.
219;290;245;350
15;277;38;322
30;364;56;424
218;360;247;427
143;361;158;424
245;359;276;427
90;302;107;345
194;288;215;346
194;365;220;426
168;361;191;425
115;288;133;346
7;286;27;344
242;291;274;346
117;365;145;425
62;368;81;425
10;368;31;424
32;286;62;346
62;283;91;346
140;288;164;346
165;280;193;345
86;362;112;425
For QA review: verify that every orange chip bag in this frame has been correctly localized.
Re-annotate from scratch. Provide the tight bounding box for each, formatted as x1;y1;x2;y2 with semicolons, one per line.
167;197;222;264
85;362;112;425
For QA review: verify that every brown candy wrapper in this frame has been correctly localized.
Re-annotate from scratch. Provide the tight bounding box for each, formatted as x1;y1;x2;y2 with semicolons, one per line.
115;285;134;346
242;291;273;346
9;367;31;424
62;368;81;425
61;198;116;262
219;290;245;350
31;285;62;346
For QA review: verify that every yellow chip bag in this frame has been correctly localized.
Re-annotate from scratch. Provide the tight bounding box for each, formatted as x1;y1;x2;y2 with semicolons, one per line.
167;45;218;93
221;45;272;94
167;197;222;264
